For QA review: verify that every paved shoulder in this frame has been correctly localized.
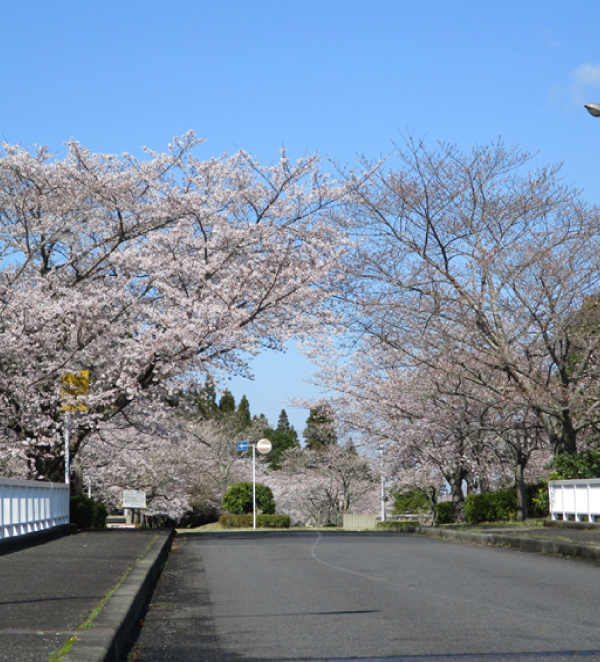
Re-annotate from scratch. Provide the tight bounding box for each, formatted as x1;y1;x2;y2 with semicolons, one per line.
0;530;166;662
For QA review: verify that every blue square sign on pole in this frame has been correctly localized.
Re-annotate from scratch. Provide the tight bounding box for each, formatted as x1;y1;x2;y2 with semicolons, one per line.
237;441;249;451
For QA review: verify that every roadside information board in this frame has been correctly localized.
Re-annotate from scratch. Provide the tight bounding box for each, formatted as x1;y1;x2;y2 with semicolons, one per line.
123;490;146;509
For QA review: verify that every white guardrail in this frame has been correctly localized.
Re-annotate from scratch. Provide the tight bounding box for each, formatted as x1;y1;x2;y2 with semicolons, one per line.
549;479;600;522
0;478;70;539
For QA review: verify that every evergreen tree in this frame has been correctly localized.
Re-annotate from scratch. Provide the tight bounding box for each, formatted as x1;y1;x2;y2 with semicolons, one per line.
236;395;252;430
303;405;337;451
266;409;300;469
218;389;236;414
195;376;219;419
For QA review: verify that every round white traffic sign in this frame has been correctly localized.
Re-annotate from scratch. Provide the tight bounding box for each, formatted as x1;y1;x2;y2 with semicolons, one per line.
256;438;272;454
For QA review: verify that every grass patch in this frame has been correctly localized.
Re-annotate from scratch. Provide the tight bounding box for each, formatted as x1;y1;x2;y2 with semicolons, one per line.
77;533;159;630
47;636;78;662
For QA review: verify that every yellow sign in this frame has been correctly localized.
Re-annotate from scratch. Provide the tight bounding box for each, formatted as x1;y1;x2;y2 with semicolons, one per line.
61;371;89;412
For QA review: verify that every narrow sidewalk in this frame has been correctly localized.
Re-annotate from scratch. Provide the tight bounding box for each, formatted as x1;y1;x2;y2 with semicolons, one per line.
0;529;172;662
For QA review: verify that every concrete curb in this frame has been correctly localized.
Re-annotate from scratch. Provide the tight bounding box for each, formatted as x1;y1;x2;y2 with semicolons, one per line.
0;523;78;556
406;526;600;562
62;529;174;662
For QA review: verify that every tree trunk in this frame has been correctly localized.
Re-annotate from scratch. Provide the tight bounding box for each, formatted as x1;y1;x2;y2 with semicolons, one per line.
428;486;439;525
514;462;528;522
448;468;468;523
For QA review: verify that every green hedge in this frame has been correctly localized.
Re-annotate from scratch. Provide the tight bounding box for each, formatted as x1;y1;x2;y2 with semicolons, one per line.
465;489;517;523
219;514;291;529
464;483;549;523
70;495;108;529
435;502;455;524
376;521;419;531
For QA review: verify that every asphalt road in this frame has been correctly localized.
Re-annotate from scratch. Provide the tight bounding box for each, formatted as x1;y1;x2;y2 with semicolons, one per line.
129;530;600;662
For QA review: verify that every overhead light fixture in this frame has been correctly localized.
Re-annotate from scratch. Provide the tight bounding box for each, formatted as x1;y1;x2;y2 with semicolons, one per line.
584;102;600;117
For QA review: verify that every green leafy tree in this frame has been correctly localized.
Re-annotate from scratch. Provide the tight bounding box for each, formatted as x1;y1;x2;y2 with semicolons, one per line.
303;405;337;451
266;409;300;469
393;489;432;515
550;450;600;479
222;481;276;515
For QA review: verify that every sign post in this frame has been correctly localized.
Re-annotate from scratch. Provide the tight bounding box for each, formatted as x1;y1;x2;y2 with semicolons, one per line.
60;371;89;485
123;490;146;526
237;438;272;529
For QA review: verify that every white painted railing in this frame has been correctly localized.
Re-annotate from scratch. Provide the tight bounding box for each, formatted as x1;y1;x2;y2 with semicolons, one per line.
0;478;70;539
548;479;600;522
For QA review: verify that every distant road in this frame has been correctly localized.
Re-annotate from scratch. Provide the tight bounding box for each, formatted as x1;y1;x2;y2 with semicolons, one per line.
130;530;600;661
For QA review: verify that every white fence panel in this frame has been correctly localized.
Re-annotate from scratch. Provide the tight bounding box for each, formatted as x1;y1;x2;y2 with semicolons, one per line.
548;479;600;522
0;478;69;539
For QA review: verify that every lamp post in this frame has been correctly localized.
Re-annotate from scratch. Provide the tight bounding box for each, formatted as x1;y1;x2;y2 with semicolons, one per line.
379;444;386;522
238;438;272;529
253;438;272;528
584;103;600;117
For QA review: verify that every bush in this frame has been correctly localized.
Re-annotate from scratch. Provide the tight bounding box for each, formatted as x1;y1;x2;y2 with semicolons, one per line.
464;484;550;523
70;495;107;529
551;450;600;479
393;488;431;515
219;514;291;529
222;482;275;515
435;502;455;524
377;521;419;531
527;481;549;518
465;489;517;523
92;501;108;528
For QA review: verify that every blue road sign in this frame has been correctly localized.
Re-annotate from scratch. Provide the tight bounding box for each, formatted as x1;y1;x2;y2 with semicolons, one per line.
237;441;249;451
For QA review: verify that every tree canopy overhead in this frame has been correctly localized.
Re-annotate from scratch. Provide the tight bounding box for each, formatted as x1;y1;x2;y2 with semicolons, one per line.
0;133;344;479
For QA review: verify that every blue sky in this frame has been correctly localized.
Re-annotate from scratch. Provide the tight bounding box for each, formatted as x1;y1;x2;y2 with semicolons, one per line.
3;1;600;433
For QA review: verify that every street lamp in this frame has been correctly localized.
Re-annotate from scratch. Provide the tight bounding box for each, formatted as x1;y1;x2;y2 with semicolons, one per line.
584;102;600;117
378;444;386;522
237;438;272;529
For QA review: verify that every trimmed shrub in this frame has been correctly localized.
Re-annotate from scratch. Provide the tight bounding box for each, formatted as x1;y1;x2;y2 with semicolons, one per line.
70;495;107;529
219;514;291;529
223;482;275;515
435;501;455;524
465;489;517;523
377;521;419;531
464;485;549;523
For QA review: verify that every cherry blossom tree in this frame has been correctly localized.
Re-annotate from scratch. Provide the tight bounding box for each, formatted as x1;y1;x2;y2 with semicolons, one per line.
0;133;344;480
270;445;377;526
339;138;600;457
79;392;273;522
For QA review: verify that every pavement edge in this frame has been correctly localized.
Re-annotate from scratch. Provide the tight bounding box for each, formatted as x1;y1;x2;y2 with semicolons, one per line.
409;526;600;561
62;529;175;662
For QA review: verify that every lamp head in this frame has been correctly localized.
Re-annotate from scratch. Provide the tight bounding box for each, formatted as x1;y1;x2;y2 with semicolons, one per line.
584;102;600;117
